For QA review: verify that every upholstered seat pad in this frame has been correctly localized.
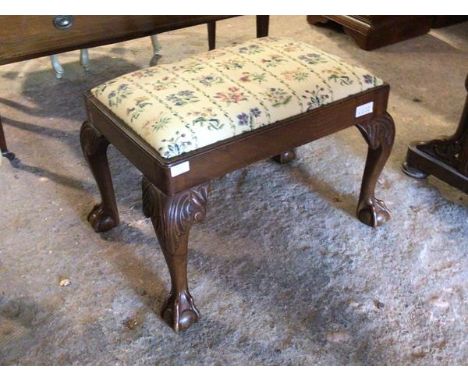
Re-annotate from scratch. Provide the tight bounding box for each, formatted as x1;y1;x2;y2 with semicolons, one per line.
92;37;383;159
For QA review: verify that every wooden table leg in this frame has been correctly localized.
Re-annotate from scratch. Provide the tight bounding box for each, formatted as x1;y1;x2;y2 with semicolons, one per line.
207;21;216;50
0;114;15;161
402;75;468;193
256;15;269;37
208;16;269;51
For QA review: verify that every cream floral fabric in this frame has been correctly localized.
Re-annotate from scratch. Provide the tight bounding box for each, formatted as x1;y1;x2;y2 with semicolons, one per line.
92;37;383;159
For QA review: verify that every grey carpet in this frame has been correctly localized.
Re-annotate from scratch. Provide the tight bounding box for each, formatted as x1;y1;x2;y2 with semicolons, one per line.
0;16;467;365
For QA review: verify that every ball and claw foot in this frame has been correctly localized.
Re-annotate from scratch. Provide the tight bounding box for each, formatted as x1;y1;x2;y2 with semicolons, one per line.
87;204;119;233
161;291;200;333
272;149;297;164
401;161;429;179
357;197;391;228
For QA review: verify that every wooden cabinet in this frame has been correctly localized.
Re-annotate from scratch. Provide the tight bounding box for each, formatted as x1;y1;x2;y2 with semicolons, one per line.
307;16;434;50
0;16;234;65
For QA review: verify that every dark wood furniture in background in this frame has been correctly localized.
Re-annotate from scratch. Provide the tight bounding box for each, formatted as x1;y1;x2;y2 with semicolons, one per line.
307;16;433;50
0;15;270;160
403;75;468;193
307;16;467;50
432;16;468;28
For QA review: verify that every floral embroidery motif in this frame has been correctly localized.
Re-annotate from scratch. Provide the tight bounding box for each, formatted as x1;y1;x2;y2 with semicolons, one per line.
197;74;224;87
147;114;172;132
298;53;327;65
92;37;383;159
147;76;178;91
261;88;292;107
250;107;261;118
217;59;246;70
127;97;152;122
107;84;133;107
239;72;267;83
160;130;194;158
281;70;309;82
140;114;172;141
302;86;330;111
214;87;247;105
238;44;264;55
93;79;118;97
237;113;249;125
325;67;353;86
166;90;200;106
177;62;205;73
187;108;225;131
130;68;158;79
192;116;224;131
281;42;302;52
261;55;287;67
363;74;379;86
237;108;262;130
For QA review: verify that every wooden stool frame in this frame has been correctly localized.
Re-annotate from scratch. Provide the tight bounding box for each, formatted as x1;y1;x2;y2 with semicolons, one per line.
81;83;395;332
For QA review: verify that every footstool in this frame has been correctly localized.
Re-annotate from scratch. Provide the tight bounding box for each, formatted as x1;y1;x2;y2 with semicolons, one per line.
80;37;395;332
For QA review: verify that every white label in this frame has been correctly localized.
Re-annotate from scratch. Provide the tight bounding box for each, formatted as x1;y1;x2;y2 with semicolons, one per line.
355;101;374;118
170;161;190;177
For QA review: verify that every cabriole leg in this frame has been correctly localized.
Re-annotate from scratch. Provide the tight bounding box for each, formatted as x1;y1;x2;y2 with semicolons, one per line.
80;121;119;232
142;177;209;332
355;113;395;227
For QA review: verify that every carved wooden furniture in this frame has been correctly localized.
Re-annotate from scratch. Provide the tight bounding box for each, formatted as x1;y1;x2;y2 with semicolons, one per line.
0;15;269;160
402;75;468;193
431;16;468;28
307;16;434;50
81;37;395;332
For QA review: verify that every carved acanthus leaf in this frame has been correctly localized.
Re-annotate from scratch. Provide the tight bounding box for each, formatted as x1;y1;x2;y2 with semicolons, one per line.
356;113;395;150
142;177;209;253
80;121;109;157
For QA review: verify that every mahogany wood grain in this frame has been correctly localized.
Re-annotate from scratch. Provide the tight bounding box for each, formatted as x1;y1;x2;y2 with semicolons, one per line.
308;16;433;50
0;16;235;65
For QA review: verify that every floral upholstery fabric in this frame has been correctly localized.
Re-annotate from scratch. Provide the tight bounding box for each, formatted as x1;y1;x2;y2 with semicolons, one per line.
92;37;383;159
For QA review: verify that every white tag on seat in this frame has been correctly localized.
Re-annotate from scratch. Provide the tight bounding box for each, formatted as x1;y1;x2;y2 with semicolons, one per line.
170;161;190;177
355;101;374;118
